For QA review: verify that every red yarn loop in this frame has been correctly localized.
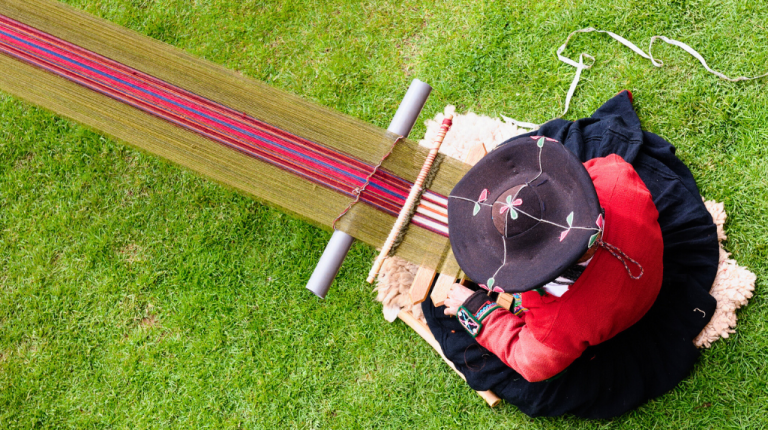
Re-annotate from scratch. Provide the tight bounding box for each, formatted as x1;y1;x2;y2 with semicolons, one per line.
597;238;644;280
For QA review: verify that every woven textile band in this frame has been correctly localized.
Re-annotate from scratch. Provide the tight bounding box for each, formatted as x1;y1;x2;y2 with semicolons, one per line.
0;14;449;236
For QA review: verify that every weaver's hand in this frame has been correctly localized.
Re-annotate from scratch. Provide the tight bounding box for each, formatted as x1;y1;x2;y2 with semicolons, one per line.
444;283;475;316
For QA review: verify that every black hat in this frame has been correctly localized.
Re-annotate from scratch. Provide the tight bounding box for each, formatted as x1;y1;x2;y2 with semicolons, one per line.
447;136;604;293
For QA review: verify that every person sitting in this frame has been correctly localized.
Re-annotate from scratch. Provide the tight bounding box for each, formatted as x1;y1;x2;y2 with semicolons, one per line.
422;91;719;418
444;138;662;383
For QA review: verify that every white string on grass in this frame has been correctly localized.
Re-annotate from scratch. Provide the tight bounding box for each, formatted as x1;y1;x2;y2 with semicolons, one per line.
557;28;768;117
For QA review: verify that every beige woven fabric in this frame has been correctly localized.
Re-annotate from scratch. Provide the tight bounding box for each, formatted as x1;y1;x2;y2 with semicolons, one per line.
0;0;469;272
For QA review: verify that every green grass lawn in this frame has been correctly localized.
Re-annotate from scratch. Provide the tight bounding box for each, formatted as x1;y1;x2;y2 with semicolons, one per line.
2;0;768;428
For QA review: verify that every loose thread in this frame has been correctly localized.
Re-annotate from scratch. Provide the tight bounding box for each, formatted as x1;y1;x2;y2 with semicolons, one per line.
556;28;768;117
332;136;404;230
597;238;644;279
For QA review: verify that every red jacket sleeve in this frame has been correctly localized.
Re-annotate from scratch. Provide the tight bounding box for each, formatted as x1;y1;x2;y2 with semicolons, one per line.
457;291;580;382
475;308;581;382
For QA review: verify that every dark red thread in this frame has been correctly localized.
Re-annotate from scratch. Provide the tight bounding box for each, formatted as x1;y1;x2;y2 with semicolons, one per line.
0;16;452;235
597;239;644;279
332;136;403;230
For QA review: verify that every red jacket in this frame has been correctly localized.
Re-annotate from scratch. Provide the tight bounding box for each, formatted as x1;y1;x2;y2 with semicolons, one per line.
462;154;663;382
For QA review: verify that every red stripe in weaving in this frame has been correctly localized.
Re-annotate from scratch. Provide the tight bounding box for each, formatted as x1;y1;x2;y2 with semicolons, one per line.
0;15;450;235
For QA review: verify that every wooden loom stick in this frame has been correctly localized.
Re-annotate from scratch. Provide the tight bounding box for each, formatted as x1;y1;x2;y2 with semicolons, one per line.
367;114;454;283
397;310;501;407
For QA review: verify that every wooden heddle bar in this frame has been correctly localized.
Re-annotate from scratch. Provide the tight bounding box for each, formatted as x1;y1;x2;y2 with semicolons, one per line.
0;0;472;273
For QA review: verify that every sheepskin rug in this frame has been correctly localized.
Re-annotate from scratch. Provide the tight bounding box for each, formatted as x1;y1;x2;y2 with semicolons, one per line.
373;106;755;349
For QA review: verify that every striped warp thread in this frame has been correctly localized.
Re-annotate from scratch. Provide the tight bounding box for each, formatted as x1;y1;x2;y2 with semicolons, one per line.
0;15;450;236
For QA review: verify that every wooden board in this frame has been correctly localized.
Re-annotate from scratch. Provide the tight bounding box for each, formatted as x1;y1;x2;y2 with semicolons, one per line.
497;293;515;311
430;271;460;307
409;263;438;305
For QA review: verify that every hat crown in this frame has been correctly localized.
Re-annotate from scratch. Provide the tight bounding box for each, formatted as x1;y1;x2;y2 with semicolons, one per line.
491;185;542;237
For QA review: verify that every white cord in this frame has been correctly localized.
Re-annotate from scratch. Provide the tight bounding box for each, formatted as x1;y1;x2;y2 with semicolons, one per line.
557;28;768;117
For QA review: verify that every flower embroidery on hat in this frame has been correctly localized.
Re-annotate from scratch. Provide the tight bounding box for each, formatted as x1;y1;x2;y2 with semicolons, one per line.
473;189;489;215
531;135;559;143
479;277;505;294
559;212;575;242
478;189;488;203
499;195;524;220
448;136;606;294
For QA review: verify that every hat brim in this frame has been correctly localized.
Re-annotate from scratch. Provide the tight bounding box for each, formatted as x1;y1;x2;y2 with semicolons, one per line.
448;136;602;293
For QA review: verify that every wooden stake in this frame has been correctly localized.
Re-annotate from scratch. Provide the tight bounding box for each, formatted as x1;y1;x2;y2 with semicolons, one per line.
430;273;458;307
497;293;515;311
462;142;488;166
367;114;453;283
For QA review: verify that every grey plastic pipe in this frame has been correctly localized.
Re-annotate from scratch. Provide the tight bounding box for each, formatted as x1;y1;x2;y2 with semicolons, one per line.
306;78;433;298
